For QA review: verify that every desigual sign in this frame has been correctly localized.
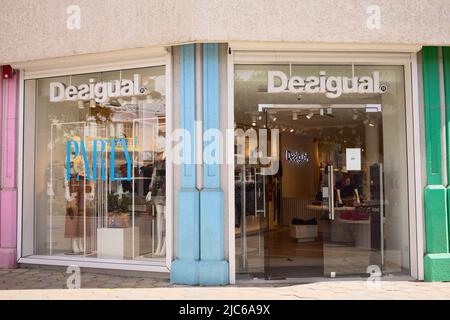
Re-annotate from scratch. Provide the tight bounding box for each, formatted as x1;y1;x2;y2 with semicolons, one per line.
285;150;310;165
268;71;385;98
50;74;147;103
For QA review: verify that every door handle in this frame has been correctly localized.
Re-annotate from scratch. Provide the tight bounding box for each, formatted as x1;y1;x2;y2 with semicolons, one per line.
328;165;335;220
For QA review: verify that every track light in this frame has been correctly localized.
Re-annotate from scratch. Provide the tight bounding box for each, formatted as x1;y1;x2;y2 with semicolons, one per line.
118;98;126;106
306;112;314;120
290;128;294;133
292;112;298;120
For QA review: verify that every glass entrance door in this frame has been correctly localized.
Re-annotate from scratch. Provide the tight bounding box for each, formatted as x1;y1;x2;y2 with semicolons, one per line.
315;107;384;278
234;63;411;280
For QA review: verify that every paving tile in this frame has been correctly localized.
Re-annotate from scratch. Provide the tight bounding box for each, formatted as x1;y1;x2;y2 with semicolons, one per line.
2;267;450;299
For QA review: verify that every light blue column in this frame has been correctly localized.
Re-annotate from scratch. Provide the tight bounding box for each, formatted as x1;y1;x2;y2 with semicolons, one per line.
199;43;229;285
171;44;200;285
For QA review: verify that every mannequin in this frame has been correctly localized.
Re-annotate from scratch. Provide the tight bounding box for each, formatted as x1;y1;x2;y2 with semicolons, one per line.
146;150;166;256
64;138;88;255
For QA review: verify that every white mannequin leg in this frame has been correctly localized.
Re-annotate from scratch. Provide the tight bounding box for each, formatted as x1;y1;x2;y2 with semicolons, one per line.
72;238;80;253
77;237;84;253
155;204;166;256
160;205;166;256
154;204;163;255
159;234;166;256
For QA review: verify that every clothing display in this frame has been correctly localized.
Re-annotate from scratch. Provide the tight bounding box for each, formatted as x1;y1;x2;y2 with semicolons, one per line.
140;164;154;196
148;156;166;205
64;175;91;239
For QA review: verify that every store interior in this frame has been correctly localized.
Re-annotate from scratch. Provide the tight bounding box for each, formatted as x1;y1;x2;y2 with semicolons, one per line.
234;64;411;279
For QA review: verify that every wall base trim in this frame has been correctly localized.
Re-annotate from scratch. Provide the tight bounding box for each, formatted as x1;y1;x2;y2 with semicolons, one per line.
199;260;229;286
171;259;199;285
424;253;450;281
0;248;17;268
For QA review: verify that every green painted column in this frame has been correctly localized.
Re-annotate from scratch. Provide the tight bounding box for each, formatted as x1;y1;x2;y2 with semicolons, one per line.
443;47;450;246
423;46;450;281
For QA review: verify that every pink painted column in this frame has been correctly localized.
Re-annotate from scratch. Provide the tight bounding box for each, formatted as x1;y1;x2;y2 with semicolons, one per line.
0;68;19;268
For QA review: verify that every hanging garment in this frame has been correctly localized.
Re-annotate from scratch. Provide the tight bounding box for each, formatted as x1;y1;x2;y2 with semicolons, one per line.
64;176;91;238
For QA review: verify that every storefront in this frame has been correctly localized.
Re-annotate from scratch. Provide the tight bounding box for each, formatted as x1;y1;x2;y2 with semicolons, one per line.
230;50;421;281
17;49;173;272
2;43;445;285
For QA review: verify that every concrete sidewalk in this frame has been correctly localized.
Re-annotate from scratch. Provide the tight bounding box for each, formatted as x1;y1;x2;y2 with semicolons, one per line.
1;268;450;299
2;281;450;300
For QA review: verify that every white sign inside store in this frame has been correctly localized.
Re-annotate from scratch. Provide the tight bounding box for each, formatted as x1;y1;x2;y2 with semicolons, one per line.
346;148;361;171
267;71;384;98
50;74;147;103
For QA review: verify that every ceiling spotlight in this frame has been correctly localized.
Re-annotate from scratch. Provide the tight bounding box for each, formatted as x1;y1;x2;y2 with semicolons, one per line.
290;128;294;133
292;112;298;120
257;115;263;121
306;112;314;120
118;97;126;106
272;116;277;122
369;121;375;127
252;122;256;127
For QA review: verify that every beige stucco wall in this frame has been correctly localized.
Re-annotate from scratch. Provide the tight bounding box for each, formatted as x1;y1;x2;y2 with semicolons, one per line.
1;0;450;64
